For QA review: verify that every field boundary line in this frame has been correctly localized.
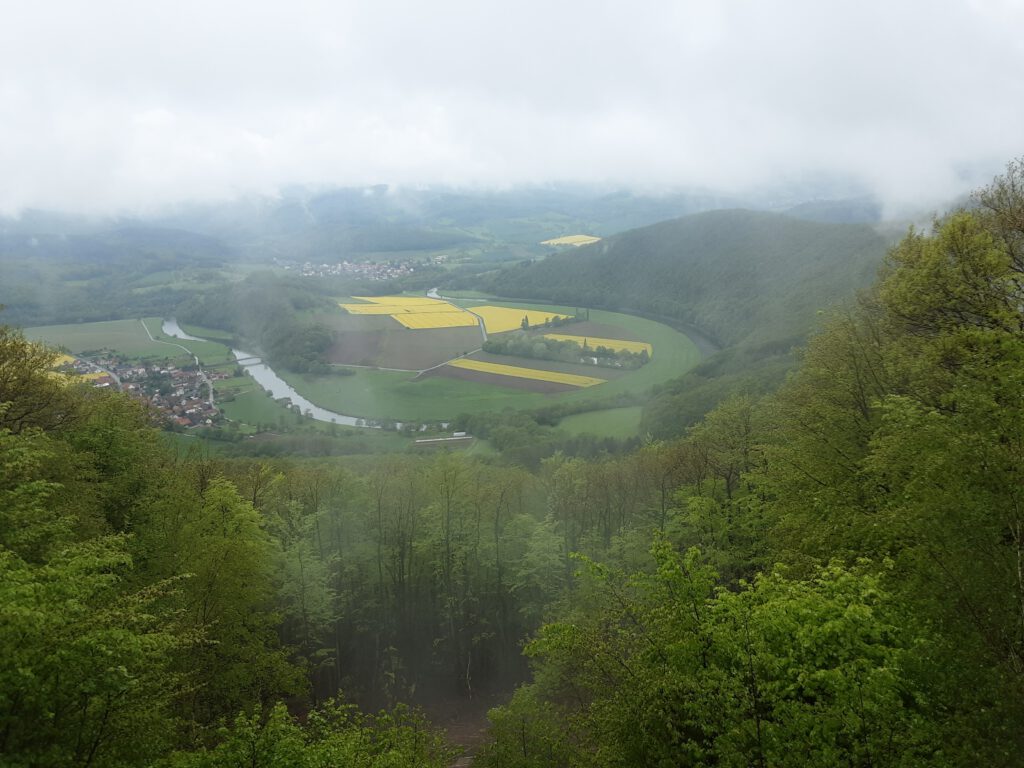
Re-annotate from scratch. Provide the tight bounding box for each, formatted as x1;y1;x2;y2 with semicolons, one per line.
411;348;483;381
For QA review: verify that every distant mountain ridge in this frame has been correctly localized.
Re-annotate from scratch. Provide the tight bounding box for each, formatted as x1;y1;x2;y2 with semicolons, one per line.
480;208;891;349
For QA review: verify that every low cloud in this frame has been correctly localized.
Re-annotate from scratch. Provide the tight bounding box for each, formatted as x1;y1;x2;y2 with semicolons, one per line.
2;0;1022;215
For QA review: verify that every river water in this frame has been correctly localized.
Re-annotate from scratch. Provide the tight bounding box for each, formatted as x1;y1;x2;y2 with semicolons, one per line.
161;319;365;427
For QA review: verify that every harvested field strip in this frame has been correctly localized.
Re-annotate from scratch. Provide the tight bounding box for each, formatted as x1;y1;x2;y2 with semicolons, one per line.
472;306;572;334
540;234;601;246
543;333;653;356
393;313;480;329
448;358;605;387
352;295;447;305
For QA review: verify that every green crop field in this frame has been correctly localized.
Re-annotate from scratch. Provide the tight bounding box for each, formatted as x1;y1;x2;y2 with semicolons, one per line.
24;317;232;361
285;305;701;421
179;323;235;342
558;406;644;439
24;317;235;366
220;389;307;428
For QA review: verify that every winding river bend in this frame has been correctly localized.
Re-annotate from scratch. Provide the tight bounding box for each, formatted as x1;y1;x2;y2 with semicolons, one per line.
161;319;365;427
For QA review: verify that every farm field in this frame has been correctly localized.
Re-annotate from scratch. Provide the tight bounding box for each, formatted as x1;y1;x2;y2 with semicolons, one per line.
540;234;602;246
339;295;479;329
447;358;606;387
285;304;702;421
179;323;235;342
392;312;478;329
543;333;653;356
281;367;540;422
470;305;572;334
557;406;644;439
320;309;482;369
25;317;231;364
464;351;629;380
453;301;700;390
220;389;303;429
375;327;481;369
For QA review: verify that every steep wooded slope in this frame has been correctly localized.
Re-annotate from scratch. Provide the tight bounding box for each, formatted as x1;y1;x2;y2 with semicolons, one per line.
483;209;890;349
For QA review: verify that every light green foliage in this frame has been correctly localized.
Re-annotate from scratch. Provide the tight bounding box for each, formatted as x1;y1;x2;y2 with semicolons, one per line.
139;473;306;725
752;162;1024;760
0;324;83;434
481;543;936;768
164;701;456;768
0;427;189;768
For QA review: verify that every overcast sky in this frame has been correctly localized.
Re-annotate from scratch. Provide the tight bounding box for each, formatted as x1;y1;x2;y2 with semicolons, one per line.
2;0;1022;215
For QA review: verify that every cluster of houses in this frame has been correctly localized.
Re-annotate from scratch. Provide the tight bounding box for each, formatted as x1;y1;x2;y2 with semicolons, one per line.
64;355;228;429
275;254;446;280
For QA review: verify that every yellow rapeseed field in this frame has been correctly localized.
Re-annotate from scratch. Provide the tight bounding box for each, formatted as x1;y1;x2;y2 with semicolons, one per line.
472;306;572;334
540;234;602;246
393;313;480;329
543;334;652;356
340;295;478;328
448;358;605;387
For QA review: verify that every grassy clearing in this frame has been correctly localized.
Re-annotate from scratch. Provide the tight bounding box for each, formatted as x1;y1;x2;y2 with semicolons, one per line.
558;406;644;439
179;323;235;342
220;389;306;428
212;375;254;395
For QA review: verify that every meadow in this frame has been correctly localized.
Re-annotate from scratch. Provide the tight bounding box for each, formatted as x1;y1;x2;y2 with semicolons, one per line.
24;317;231;362
556;405;644;438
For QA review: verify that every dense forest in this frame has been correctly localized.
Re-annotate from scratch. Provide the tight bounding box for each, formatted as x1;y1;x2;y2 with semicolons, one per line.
3;163;1024;766
466;209;893;436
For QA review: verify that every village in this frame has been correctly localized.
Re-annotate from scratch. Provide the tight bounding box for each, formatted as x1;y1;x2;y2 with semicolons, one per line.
273;254;447;280
60;355;227;429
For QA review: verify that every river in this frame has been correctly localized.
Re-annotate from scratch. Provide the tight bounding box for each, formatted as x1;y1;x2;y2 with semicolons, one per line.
161;319;365;427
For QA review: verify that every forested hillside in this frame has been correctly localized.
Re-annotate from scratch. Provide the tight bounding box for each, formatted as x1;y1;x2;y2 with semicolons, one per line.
475;209;892;436
3;164;1024;767
481;209;888;348
476;163;1024;766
